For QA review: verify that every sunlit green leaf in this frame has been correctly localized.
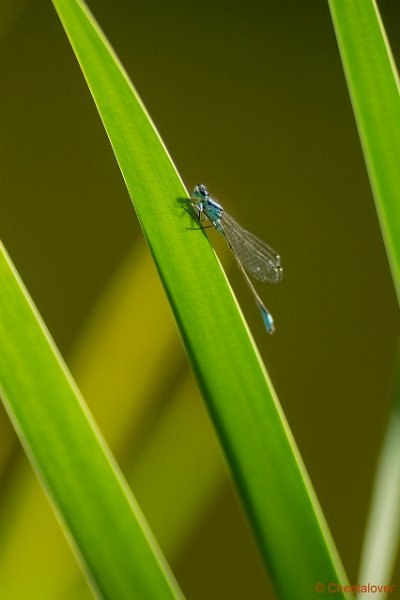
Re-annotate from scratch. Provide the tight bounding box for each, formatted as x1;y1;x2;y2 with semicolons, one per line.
51;1;349;597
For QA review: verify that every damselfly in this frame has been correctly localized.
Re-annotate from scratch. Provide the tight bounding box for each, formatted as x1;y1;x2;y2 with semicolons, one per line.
191;184;282;334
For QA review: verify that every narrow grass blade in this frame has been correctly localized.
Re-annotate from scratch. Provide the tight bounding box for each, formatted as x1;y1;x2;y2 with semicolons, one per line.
51;1;349;597
357;354;400;598
0;241;183;599
328;0;400;303
358;408;400;599
0;243;221;600
328;1;400;590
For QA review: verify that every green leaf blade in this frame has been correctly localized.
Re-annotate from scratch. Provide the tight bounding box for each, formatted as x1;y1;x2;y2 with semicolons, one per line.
0;242;183;600
50;0;350;597
329;0;400;592
329;0;400;302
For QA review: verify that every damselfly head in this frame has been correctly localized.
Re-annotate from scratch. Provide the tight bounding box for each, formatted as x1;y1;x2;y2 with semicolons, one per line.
192;183;209;202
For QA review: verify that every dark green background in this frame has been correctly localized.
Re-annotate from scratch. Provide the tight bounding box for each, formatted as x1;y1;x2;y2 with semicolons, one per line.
0;1;399;598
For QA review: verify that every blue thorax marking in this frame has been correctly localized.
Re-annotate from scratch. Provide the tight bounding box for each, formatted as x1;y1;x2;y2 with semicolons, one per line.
202;197;223;231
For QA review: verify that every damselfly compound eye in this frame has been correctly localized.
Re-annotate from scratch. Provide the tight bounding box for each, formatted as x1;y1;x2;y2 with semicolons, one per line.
198;184;208;196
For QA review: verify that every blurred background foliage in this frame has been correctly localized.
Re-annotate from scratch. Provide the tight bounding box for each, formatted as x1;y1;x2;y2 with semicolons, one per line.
0;1;399;598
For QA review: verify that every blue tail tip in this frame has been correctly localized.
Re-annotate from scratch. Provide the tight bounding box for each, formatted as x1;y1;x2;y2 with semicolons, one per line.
260;307;275;335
